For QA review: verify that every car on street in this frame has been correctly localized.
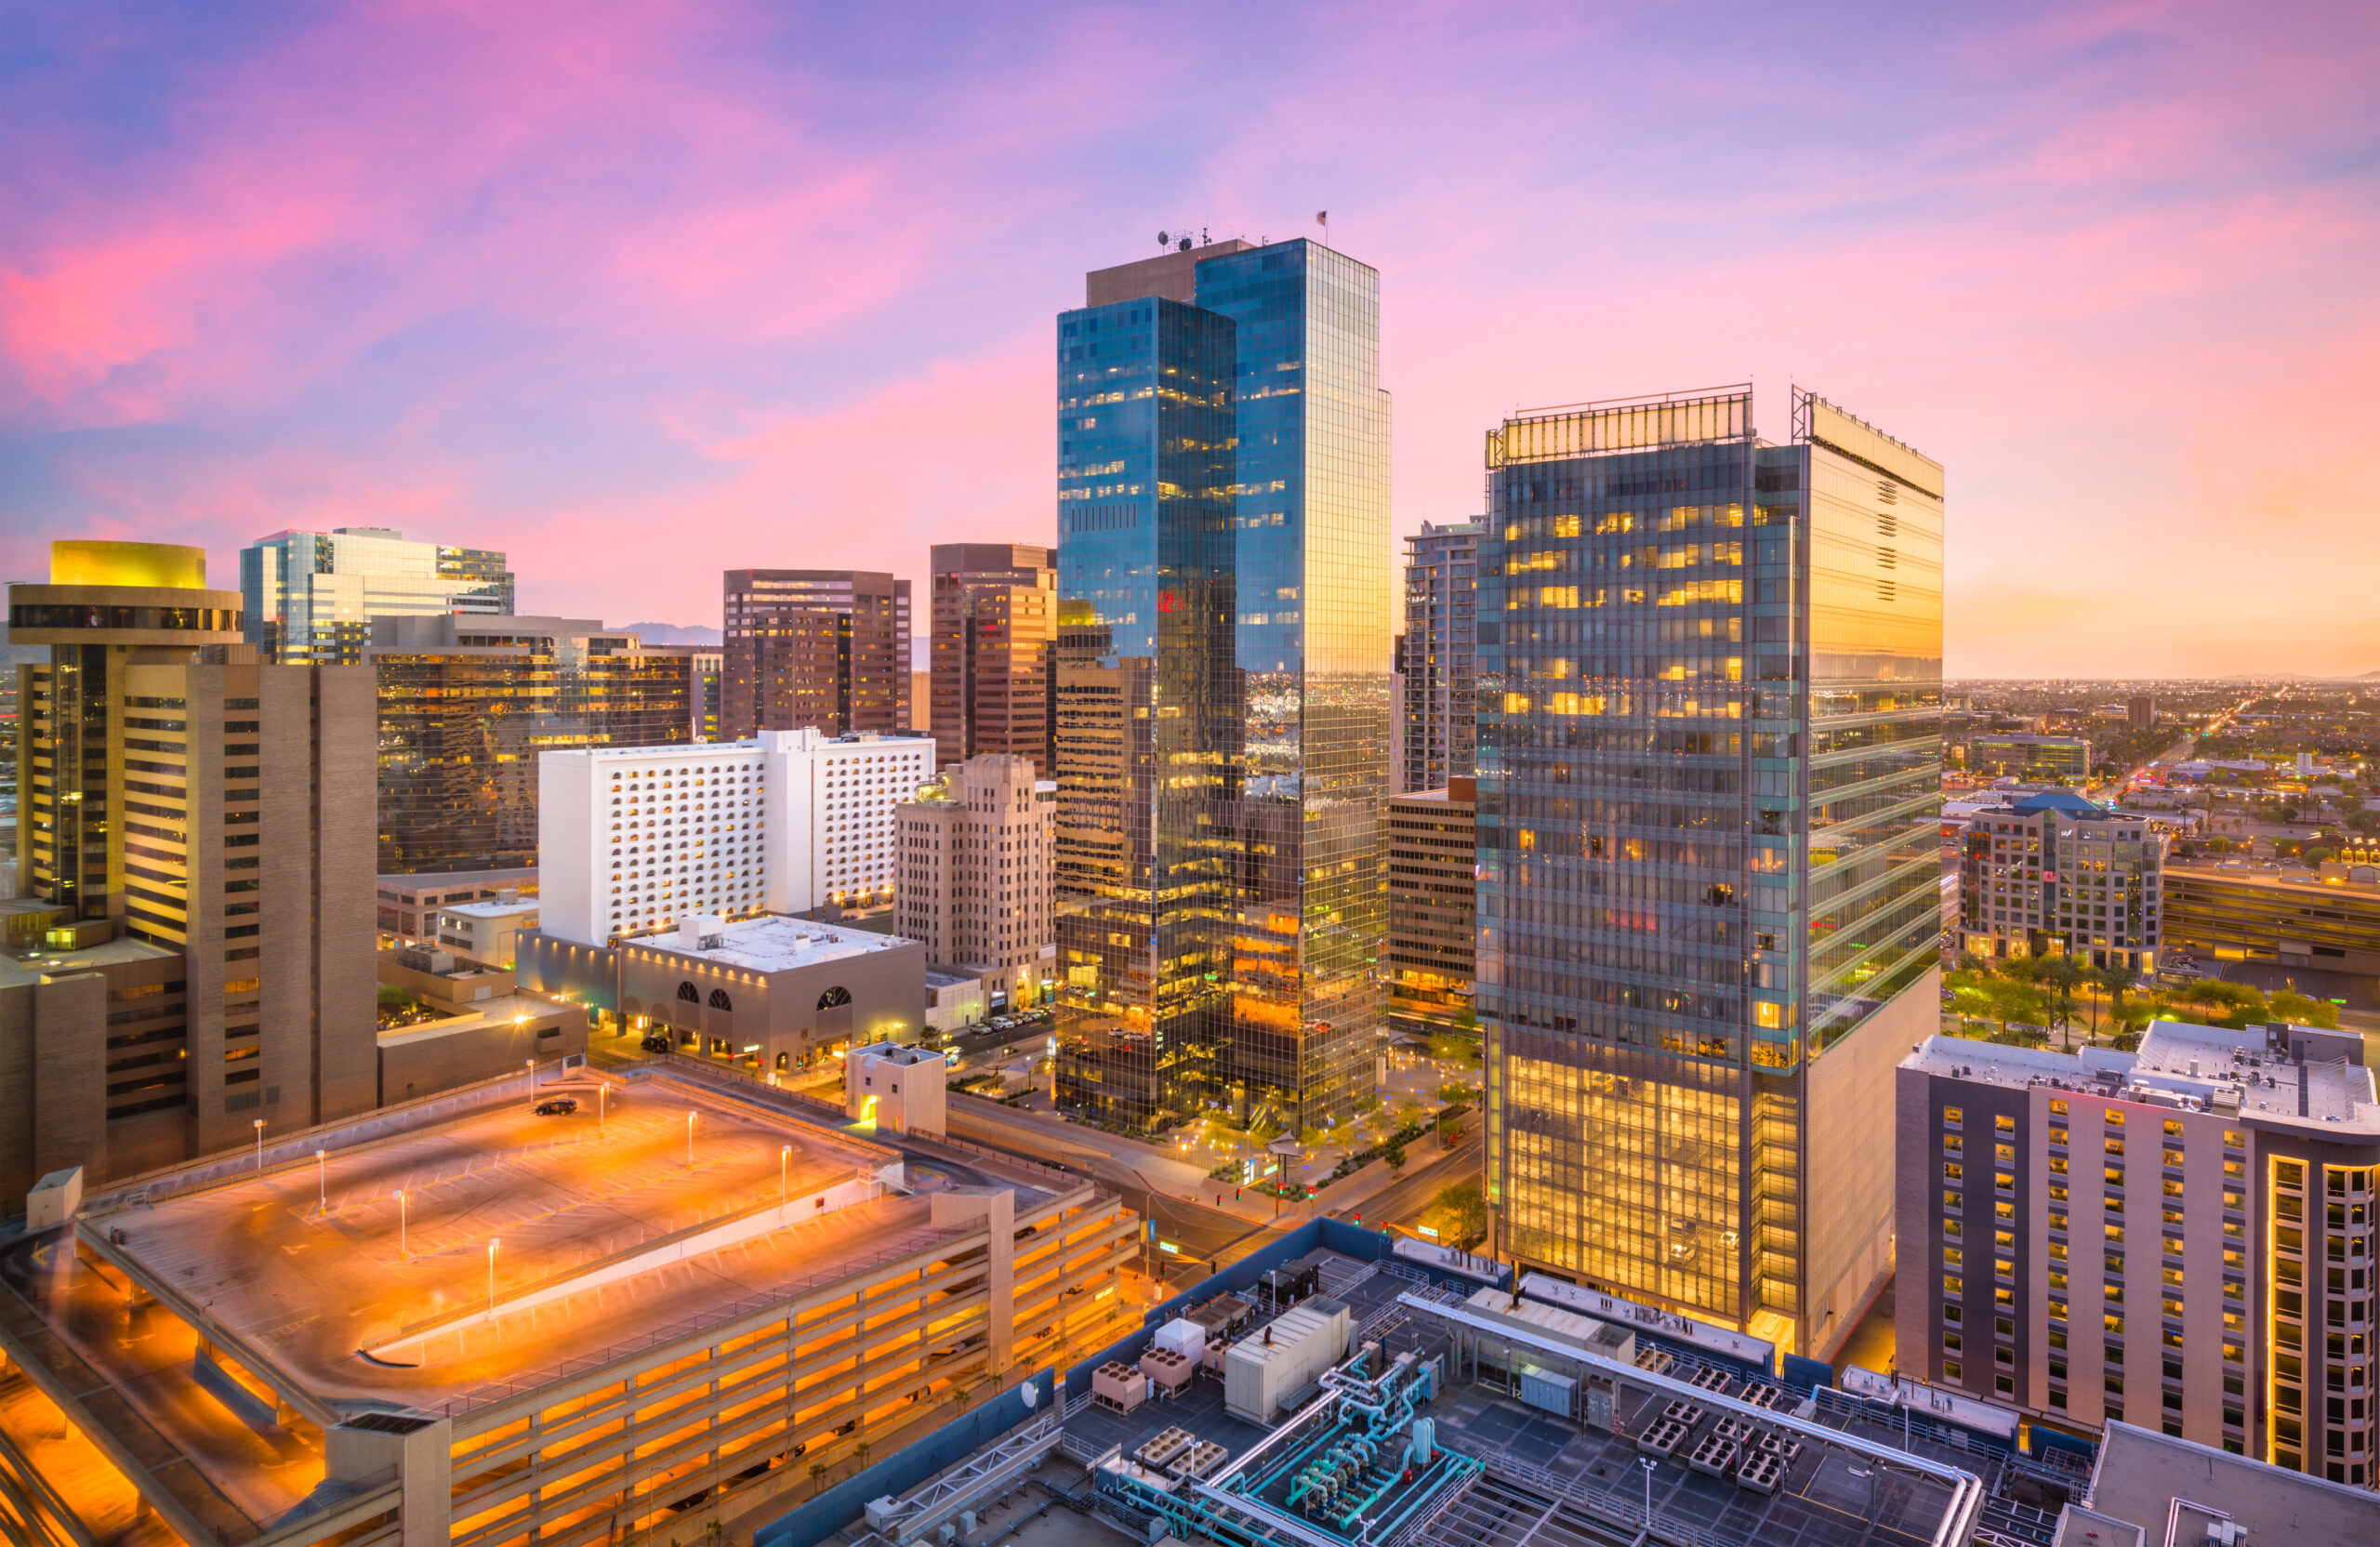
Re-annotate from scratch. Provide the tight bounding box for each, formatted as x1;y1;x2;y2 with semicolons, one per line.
641;1035;671;1053
535;1097;578;1116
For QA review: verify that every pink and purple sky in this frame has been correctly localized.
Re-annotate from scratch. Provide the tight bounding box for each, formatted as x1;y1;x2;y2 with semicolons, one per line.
4;2;2375;677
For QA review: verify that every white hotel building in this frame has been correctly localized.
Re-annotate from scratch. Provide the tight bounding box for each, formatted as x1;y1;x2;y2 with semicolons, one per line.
540;727;934;946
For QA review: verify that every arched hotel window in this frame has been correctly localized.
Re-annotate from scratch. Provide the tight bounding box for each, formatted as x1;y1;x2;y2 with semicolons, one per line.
708;988;733;1011
817;986;852;1011
677;981;700;1003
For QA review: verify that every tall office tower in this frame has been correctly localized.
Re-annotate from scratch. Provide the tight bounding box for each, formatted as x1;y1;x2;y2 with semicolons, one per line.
4;541;376;1194
1402;519;1484;794
1051;236;1392;1130
369;615;692;875
929;544;1058;775
1897;1021;2380;1487
239;526;514;665
896;754;1059;1009
721;570;911;741
1956;791;2165;970
641;643;723;741
1386;778;1477;1040
1389;633;1410;793
1477;386;1944;1360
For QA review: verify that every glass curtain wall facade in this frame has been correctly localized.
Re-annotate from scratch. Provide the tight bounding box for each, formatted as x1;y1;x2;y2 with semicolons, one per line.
240;527;514;665
1053;240;1392;1133
1478;386;1942;1355
373;618;692;874
1401;521;1483;794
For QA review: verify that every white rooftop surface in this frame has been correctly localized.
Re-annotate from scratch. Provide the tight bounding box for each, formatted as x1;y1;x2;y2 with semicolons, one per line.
1842;1366;2020;1439
439;898;538;920
1905;1022;2380;1136
1519;1273;1776;1366
639;913;911;972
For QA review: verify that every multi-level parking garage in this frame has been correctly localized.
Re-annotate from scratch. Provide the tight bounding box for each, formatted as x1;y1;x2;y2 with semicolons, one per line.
0;1064;1137;1547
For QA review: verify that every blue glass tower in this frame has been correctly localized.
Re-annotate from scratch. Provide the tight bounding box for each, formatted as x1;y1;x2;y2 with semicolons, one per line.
1053;239;1392;1131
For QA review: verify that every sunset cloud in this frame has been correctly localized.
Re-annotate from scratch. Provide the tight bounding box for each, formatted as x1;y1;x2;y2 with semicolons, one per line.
2;1;2373;674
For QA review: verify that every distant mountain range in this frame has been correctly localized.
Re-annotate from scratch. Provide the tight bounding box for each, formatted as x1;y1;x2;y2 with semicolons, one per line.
613;622;721;645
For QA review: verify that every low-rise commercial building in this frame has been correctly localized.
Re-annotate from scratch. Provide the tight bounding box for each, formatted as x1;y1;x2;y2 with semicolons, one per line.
2163;863;2380;994
1955;790;2166;970
895;755;1057;1012
1968;734;2092;784
1386;778;1475;1039
1897;1019;2380;1488
537;727;936;945
431;894;536;968
375;866;539;940
520;911;925;1072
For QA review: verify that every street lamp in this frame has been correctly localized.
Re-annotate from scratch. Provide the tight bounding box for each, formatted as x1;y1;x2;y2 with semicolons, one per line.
395;1190;408;1259
488;1237;499;1315
780;1144;791;1213
598;1082;608;1135
686;1109;697;1167
1639;1456;1655;1528
526;1058;536;1108
316;1149;327;1214
253;1117;266;1172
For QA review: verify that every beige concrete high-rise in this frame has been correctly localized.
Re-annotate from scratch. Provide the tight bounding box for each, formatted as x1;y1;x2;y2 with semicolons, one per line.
722;570;911;740
895;754;1057;1011
4;541;377;1199
929;544;1056;776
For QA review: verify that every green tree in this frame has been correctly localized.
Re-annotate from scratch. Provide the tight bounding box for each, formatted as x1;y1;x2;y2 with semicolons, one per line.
2180;978;2267;1027
2032;957;2091;1048
2089;963;2139;1040
807;1462;827;1498
2267;990;2342;1030
1428;1182;1489;1247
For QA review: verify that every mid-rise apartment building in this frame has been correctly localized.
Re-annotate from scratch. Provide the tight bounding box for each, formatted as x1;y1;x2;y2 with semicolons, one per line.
1401;520;1482;794
2127;694;2157;731
536;728;935;945
369;615;692;875
240;525;513;665
1897;1020;2380;1488
1969;734;2092;783
895;754;1058;1010
4;540;377;1197
1478;386;1944;1360
1386;779;1476;1040
722;570;911;740
929;544;1057;776
1956;789;2166;971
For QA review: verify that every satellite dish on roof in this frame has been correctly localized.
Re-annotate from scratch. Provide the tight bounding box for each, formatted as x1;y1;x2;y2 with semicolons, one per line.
1157;231;1170;246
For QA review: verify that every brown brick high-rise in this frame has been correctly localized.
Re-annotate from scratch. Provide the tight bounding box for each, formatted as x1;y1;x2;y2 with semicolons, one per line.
929;543;1055;776
721;570;911;740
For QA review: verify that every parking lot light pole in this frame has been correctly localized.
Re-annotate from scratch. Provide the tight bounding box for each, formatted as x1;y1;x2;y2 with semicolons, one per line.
599;1083;608;1135
316;1149;327;1213
686;1110;696;1168
395;1190;408;1259
253;1118;266;1172
781;1144;791;1213
488;1238;499;1315
526;1059;536;1109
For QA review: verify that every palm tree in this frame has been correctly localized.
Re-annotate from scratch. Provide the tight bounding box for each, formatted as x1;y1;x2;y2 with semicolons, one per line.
807;1462;827;1498
2089;963;2138;1041
2032;958;2091;1049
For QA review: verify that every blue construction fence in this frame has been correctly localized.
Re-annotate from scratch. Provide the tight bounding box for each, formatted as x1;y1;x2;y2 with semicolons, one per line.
754;1368;1057;1547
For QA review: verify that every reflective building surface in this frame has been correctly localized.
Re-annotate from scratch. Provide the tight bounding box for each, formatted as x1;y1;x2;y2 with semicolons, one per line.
721;570;911;740
371;615;692;875
1052;238;1393;1131
1478;386;1943;1359
240;526;514;665
1401;519;1483;793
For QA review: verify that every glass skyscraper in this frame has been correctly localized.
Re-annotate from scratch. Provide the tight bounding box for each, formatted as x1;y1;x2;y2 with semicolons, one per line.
1477;387;1942;1359
240;526;514;665
1052;239;1392;1132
